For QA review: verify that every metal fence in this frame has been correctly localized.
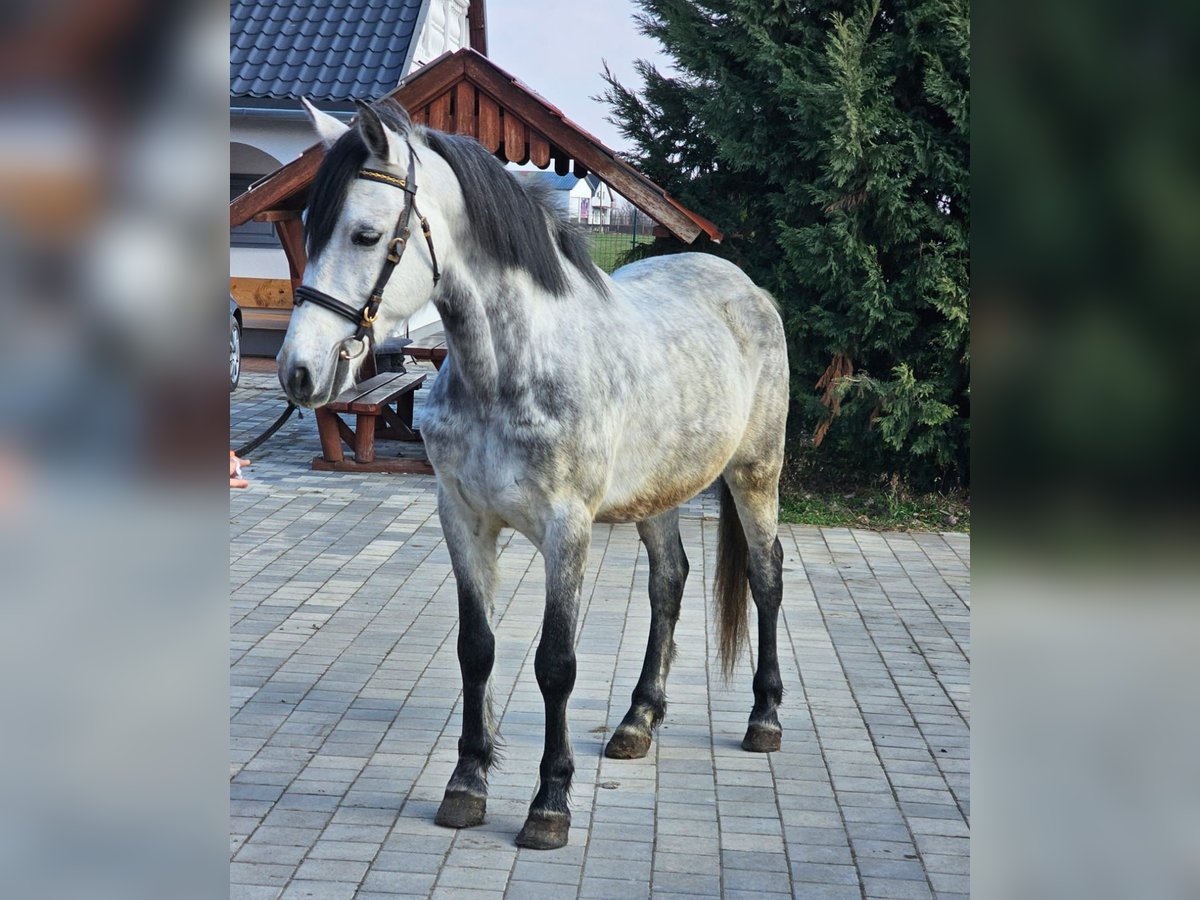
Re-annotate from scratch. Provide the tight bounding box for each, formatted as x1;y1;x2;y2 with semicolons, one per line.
585;208;657;273
587;230;646;273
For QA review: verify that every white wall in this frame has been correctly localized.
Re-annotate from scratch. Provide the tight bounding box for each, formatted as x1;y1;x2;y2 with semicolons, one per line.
231;247;291;280
589;181;612;226
411;0;472;67
231;118;314;172
568;180;592;223
231;134;294;280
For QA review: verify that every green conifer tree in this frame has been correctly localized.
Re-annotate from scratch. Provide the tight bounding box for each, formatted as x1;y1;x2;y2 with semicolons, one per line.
602;0;969;485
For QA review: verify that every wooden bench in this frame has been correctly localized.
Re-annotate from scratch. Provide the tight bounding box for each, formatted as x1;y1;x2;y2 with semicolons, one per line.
314;371;426;466
405;330;448;369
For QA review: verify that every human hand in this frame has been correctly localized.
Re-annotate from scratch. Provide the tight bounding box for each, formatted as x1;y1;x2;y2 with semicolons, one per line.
230;450;251;488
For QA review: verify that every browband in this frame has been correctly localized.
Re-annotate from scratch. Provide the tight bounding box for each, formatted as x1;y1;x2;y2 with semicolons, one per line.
358;168;411;191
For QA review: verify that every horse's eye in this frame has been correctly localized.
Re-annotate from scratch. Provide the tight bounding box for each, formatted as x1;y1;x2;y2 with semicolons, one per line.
352;230;382;246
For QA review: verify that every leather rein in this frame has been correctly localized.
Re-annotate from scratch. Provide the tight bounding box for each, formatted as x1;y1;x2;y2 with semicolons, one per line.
293;143;441;361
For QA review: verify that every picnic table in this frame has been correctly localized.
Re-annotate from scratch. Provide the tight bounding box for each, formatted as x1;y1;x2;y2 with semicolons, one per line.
312;371;433;474
405;330;448;369
308;333;448;476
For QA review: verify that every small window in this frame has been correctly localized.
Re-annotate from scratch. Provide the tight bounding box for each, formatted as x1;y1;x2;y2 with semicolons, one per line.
231;175;282;249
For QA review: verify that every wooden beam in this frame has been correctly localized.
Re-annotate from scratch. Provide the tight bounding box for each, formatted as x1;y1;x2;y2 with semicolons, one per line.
273;217;307;291
231;144;325;227
551;144;571;176
468;0;488;56
252;209;302;223
229;277;293;309
529;130;550;168
477;92;501;151
502;110;527;164
391;52;469;112
429;92;452;131
311;456;434;475
454;82;476;137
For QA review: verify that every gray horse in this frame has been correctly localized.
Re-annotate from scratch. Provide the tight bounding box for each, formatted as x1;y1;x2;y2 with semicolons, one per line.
278;100;789;850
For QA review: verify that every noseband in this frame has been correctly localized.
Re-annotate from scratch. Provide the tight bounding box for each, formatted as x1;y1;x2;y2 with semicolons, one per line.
293;143;441;360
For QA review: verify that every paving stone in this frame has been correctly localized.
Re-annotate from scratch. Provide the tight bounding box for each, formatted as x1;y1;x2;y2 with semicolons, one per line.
721;867;791;893
789;862;861;885
579;876;648;898
279;881;358;900
231;886;284;900
230;863;294;887
360;870;437;894
437;865;512;890
292;859;370;883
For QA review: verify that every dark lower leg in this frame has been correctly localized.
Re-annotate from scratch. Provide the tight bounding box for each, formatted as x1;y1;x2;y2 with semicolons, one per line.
434;493;499;830
744;536;784;752
517;620;578;849
517;521;586;850
607;517;687;759
437;586;497;827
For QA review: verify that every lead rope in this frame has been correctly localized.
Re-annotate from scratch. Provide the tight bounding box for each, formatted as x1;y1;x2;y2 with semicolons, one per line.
234;401;299;458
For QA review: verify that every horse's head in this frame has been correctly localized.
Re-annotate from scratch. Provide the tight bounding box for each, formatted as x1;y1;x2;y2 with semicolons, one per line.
278;99;454;407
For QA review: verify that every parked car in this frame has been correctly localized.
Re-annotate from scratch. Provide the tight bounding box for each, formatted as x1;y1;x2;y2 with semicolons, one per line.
230;295;243;391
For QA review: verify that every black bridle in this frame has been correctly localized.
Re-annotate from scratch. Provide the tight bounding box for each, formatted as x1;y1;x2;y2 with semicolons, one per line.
293;143;441;361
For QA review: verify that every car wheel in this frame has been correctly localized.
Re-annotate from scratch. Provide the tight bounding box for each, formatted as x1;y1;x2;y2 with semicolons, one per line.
230;316;242;391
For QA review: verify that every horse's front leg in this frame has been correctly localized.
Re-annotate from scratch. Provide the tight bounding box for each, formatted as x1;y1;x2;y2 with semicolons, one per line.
435;485;502;830
516;510;590;850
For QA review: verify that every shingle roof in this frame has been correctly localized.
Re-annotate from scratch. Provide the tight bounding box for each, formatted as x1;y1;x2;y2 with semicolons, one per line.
231;0;427;102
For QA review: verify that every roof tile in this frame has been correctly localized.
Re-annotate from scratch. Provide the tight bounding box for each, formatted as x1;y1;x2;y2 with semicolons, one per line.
231;0;427;102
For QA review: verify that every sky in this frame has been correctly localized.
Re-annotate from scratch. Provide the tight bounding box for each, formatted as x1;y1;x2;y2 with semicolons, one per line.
484;0;670;153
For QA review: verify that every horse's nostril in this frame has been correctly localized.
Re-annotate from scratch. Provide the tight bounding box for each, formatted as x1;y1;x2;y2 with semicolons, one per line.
288;366;313;400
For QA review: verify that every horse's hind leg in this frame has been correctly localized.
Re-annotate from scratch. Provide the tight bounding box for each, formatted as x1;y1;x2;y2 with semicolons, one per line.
725;465;785;753
606;508;688;759
435;485;501;829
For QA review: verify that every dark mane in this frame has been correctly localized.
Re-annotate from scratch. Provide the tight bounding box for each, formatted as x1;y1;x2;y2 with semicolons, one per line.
422;130;607;297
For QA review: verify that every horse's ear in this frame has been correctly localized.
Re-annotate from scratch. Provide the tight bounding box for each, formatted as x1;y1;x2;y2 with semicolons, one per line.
375;97;413;134
301;98;349;148
353;99;404;166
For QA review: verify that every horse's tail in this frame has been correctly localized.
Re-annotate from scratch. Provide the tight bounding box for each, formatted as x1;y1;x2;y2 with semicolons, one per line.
715;477;750;680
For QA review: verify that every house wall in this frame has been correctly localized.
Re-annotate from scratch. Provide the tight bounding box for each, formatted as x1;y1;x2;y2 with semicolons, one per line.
568;181;592;223
231;134;293;281
589;182;613;226
411;0;472;68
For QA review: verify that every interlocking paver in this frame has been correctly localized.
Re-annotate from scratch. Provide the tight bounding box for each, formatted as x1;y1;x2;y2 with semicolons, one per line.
230;371;969;898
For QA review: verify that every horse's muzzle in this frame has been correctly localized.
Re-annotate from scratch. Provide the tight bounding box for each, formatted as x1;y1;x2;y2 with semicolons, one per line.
285;366;314;405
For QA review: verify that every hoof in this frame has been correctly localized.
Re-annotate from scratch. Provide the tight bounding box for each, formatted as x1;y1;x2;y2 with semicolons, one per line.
435;790;487;828
604;726;652;759
515;811;570;850
742;724;782;753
